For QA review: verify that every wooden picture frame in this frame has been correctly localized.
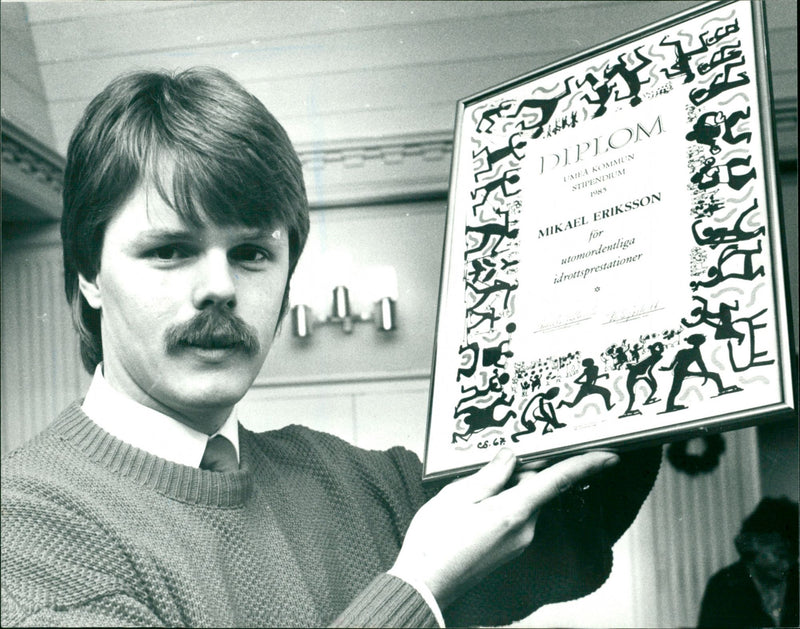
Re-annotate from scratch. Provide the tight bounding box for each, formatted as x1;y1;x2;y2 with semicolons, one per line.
423;0;795;481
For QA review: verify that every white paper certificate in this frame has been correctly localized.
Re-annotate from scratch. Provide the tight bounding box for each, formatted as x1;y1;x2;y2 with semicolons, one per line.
424;0;794;481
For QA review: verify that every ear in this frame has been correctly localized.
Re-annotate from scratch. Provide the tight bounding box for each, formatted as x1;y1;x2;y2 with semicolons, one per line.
78;273;102;310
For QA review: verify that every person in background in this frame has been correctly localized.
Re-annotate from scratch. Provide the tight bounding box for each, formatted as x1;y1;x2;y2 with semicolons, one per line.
698;497;799;628
1;67;661;627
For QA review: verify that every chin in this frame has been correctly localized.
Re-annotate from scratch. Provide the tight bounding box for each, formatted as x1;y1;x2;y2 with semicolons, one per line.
155;352;263;411
167;372;255;411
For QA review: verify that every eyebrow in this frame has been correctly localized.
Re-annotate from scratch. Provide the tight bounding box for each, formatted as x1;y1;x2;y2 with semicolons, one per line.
243;227;284;241
130;227;282;246
229;227;286;243
128;229;193;246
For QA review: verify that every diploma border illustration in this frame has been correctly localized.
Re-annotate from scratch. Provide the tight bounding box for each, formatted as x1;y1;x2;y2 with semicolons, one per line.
440;1;787;460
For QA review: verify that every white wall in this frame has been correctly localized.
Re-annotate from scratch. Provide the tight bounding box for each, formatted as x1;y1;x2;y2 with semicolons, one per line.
239;378;431;455
0;3;55;146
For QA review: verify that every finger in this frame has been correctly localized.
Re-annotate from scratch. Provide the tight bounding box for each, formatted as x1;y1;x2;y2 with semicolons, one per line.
517;459;549;473
507;470;537;489
519;450;619;474
532;451;619;502
443;448;517;503
493;451;619;514
515;448;616;480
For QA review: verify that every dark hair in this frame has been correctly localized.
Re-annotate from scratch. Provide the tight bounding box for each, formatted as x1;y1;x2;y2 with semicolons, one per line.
61;67;309;373
735;497;799;560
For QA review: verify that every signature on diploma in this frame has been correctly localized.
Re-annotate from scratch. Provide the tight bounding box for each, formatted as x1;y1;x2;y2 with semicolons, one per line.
604;302;663;324
534;312;593;333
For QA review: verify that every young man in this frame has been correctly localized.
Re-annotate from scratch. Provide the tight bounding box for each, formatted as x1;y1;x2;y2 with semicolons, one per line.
1;68;661;627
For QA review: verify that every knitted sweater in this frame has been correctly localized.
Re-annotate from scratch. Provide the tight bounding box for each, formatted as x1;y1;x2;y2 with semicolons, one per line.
1;402;661;627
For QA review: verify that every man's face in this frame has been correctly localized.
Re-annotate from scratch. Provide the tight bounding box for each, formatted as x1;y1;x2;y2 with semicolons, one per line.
79;183;289;433
749;533;792;583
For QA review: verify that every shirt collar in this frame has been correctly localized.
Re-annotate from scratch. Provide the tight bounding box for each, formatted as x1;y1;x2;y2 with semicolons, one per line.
82;364;240;468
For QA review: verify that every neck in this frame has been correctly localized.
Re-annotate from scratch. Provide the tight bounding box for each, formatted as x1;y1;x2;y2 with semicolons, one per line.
169;404;231;435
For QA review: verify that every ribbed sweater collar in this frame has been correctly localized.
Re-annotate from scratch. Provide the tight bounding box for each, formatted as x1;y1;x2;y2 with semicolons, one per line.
54;401;253;507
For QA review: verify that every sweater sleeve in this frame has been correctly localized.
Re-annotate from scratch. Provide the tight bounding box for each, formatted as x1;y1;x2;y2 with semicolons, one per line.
441;445;663;627
328;443;442;627
330;573;437;628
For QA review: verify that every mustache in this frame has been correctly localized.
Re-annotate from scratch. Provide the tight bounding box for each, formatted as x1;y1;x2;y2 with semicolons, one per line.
165;309;261;356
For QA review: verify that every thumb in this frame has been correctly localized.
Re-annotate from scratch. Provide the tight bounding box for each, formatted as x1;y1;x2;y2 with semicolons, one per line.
444;448;517;503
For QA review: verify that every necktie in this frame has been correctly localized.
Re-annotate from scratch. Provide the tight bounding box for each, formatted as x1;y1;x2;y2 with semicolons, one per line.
200;435;239;473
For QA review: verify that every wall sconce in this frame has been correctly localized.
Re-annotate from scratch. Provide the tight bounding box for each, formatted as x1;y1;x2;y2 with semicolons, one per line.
290;266;398;338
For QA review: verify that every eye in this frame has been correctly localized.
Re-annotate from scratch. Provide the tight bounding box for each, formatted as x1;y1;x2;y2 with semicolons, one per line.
229;244;271;265
149;245;191;261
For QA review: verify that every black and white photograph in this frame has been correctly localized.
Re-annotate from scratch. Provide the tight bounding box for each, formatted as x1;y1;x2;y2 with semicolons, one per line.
1;2;797;627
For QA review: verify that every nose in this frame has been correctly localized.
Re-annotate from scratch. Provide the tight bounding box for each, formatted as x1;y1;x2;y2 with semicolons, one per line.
192;249;236;310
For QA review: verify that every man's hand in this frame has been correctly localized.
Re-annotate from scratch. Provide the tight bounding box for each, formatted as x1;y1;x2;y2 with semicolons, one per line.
391;448;619;609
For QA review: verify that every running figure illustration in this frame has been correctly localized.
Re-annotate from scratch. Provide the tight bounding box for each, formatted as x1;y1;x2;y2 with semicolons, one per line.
659;333;741;412
558;358;615;412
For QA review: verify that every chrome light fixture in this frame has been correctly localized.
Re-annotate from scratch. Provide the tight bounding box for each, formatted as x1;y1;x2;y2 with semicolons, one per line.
290;266;398;338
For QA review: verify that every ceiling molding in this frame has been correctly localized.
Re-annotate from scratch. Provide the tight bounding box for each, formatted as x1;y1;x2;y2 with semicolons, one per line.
1;118;65;222
296;131;453;208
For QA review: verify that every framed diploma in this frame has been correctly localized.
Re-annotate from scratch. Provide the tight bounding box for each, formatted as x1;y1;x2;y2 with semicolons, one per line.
423;0;795;481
